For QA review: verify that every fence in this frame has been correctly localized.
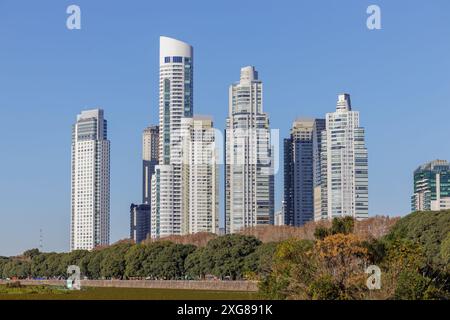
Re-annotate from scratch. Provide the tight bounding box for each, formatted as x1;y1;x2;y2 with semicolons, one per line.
0;279;258;292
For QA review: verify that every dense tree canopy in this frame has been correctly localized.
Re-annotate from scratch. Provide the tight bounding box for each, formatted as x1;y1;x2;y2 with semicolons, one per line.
0;211;448;300
386;210;450;268
314;216;355;240
184;235;262;280
261;211;450;300
243;242;278;279
100;243;131;279
441;233;450;267
2;260;31;279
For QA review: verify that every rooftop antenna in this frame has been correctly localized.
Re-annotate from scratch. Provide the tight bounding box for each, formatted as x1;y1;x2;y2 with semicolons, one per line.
39;228;43;252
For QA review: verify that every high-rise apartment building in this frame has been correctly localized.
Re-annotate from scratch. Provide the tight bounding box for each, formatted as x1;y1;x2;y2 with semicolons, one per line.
315;94;368;220
411;160;450;211
142;125;159;205
70;109;110;251
151;165;173;238
225;66;274;233
284;118;325;226
313;118;328;222
151;36;193;238
181;116;219;234
274;202;285;226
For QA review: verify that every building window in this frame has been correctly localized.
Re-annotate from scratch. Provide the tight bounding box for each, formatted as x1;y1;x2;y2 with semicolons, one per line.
173;56;183;63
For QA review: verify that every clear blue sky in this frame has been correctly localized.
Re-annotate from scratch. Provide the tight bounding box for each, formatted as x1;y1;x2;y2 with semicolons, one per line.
1;0;449;256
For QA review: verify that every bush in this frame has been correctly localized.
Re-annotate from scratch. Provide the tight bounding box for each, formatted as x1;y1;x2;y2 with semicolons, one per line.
394;271;430;300
6;281;22;288
308;276;340;300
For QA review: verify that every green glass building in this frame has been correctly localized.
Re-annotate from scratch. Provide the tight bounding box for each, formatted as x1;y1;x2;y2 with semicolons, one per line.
411;160;450;211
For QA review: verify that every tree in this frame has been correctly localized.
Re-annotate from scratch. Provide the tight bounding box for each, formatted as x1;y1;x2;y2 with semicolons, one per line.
46;253;64;278
314;227;330;240
31;253;48;278
2;260;31;279
100;242;133;279
0;257;10;278
200;234;262;280
394;271;431;300
101;252;126;279
383;240;426;274
83;250;105;279
50;250;87;278
314;234;369;299
259;239;315;299
386;210;450;269
362;238;386;265
440;233;450;268
140;242;195;280
124;244;147;279
23;248;40;260
141;241;173;279
260;235;370;300
313;217;355;240
185;247;208;280
377;238;450;300
330;216;355;235
243;242;278;279
161;243;196;279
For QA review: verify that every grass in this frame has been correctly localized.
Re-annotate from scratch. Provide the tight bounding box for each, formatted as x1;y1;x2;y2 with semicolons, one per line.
0;285;259;300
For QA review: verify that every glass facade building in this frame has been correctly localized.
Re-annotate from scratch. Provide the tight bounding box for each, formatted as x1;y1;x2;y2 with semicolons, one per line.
411;160;450;211
284;118;325;226
130;203;151;244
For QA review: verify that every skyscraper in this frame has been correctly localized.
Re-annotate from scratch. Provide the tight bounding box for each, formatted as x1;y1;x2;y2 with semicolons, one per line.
313;118;327;221
284;118;325;226
142;125;159;205
411;160;450;211
151;36;193;238
225;66;274;233
315;94;368;220
70;109;110;251
181;116;219;234
274;201;286;226
130;203;150;243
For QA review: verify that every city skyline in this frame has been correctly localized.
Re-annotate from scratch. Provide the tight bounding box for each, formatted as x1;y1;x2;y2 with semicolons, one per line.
2;0;450;256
